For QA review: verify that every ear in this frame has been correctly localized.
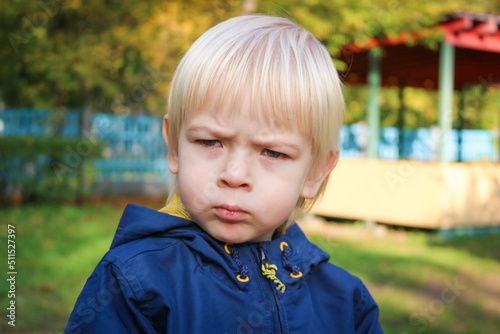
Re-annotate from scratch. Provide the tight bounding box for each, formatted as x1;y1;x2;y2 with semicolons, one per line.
163;115;179;174
301;149;339;199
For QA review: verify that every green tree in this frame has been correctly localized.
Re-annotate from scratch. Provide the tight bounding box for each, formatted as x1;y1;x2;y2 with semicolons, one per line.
259;0;500;58
256;0;500;129
0;0;239;114
1;0;499;128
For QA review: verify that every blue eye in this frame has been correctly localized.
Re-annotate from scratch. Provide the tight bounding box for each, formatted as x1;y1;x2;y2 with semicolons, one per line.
201;140;220;147
264;149;284;159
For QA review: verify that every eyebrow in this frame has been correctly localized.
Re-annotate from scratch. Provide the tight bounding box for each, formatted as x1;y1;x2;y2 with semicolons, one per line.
253;138;301;152
185;125;237;138
186;124;303;152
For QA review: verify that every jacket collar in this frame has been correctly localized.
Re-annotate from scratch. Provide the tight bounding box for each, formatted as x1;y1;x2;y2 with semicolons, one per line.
111;203;330;291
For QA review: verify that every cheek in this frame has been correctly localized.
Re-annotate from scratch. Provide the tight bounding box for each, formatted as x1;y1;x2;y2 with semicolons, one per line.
258;178;303;215
177;163;220;212
259;159;279;173
262;160;310;192
261;194;299;226
260;164;309;215
179;151;218;188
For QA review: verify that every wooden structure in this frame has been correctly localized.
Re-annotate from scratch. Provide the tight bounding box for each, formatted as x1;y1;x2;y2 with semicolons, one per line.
339;11;500;162
312;12;500;234
313;159;500;234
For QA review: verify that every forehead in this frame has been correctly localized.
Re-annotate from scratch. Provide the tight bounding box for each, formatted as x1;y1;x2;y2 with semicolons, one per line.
185;88;305;137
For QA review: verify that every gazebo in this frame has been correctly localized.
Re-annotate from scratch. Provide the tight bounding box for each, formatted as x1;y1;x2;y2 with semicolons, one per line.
340;11;500;162
312;12;500;236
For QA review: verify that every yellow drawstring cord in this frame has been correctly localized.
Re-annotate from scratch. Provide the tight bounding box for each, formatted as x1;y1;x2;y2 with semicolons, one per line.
261;262;286;293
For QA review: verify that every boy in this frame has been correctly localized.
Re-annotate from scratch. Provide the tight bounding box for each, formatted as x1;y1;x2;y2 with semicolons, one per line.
66;15;383;333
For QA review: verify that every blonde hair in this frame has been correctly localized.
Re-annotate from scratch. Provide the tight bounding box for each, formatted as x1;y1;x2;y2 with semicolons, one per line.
167;15;344;232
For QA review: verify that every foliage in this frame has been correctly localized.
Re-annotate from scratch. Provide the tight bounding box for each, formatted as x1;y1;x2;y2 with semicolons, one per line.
1;0;499;126
0;1;240;114
259;0;500;56
343;85;500;129
258;0;500;129
0;136;104;202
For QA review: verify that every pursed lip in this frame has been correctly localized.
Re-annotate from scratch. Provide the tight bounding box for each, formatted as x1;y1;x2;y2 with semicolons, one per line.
214;205;249;222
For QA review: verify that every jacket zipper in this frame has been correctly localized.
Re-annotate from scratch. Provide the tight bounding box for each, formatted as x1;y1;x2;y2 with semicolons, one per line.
258;246;284;334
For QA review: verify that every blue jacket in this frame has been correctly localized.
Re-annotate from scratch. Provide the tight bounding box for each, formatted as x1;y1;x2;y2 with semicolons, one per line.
65;204;383;333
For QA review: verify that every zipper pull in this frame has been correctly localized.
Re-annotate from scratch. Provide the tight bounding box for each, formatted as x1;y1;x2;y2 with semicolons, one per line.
258;246;286;293
258;246;271;264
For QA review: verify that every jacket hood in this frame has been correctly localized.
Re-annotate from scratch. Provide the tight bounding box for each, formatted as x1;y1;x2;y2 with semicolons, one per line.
110;204;199;249
110;204;330;289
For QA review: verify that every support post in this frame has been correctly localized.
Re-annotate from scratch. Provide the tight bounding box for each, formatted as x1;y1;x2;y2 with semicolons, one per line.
364;48;382;231
367;48;381;159
438;42;455;163
457;87;465;162
398;82;406;159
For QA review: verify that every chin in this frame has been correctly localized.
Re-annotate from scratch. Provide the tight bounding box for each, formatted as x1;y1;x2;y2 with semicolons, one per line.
211;228;256;244
211;232;249;244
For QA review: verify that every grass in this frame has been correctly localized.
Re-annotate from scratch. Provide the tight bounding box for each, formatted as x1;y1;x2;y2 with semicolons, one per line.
1;204;122;332
1;203;499;333
306;222;500;334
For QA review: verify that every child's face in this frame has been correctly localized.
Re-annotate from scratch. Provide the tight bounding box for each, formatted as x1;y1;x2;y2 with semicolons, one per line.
165;94;330;244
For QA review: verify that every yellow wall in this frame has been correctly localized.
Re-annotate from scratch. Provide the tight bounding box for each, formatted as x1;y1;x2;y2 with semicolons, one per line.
312;159;500;229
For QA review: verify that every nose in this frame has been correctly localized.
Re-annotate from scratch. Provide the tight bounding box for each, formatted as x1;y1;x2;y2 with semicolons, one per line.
217;152;252;190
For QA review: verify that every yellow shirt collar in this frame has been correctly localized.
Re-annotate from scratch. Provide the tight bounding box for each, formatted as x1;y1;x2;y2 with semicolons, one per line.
158;193;192;221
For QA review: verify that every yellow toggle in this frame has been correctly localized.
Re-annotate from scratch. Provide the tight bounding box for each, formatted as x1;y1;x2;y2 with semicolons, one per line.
237;275;249;282
261;263;286;293
280;242;288;252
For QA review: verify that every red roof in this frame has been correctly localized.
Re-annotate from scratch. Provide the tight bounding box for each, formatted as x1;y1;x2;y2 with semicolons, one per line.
339;12;500;89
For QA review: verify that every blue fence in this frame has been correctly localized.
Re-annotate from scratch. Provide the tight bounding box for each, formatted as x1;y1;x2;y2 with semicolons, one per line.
92;114;170;182
0;108;498;183
0;108;80;137
0;108;171;183
340;124;499;162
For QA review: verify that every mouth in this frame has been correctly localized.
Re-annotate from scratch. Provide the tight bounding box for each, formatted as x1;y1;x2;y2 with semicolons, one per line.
214;205;249;222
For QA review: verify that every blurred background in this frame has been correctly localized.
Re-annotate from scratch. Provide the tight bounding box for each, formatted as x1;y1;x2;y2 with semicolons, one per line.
1;0;500;333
